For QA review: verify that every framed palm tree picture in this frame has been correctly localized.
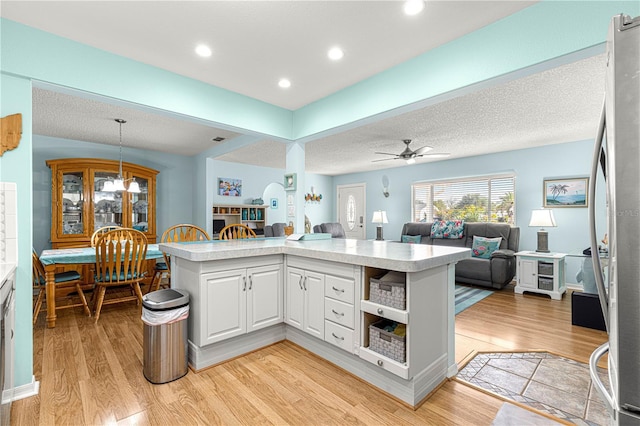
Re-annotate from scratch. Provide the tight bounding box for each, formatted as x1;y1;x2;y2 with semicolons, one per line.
543;177;588;208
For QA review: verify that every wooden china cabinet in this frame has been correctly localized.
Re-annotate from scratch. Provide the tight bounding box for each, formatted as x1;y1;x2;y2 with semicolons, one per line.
47;158;158;248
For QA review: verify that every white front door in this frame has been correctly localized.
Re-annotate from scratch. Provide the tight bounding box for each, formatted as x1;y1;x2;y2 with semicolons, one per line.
337;183;366;240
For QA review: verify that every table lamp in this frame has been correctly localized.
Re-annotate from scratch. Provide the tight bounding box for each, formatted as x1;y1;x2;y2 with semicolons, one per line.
529;208;556;253
372;210;388;241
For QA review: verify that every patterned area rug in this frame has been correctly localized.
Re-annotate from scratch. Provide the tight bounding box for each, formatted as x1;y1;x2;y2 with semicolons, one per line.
457;352;610;425
455;284;493;315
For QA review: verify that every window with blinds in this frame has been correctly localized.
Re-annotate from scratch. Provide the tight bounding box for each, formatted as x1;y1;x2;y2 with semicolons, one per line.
412;174;515;224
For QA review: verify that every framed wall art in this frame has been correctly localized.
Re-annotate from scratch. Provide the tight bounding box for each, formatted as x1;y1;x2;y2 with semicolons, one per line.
218;177;242;197
284;173;296;191
543;177;588;208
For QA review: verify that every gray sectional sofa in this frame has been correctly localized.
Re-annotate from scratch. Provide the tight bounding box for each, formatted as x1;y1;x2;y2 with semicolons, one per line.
400;222;520;289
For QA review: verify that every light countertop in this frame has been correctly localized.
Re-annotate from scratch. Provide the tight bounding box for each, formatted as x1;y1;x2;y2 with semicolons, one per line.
160;238;470;272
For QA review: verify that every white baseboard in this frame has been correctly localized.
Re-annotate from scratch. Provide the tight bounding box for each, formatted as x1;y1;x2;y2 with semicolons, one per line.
11;376;40;401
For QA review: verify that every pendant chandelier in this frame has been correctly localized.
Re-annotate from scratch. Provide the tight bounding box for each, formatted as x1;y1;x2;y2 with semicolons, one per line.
103;119;140;193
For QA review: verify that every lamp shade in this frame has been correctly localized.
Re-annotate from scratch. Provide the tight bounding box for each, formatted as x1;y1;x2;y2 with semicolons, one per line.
529;209;556;228
102;180;115;192
127;179;141;193
372;210;388;224
112;177;126;192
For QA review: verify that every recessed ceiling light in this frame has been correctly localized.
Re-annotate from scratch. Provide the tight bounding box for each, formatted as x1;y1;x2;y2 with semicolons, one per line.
403;0;425;16
195;44;212;57
328;47;344;61
278;78;291;89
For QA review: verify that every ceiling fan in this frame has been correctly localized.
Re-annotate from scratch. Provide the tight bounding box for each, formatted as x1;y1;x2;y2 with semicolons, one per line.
373;139;450;164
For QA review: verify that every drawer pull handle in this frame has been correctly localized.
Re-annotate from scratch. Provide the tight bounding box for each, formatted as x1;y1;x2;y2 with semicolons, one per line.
331;309;344;317
332;286;345;293
377;308;383;315
331;332;344;341
377;360;383;367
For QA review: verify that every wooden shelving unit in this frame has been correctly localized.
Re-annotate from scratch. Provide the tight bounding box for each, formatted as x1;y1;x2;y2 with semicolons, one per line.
212;204;267;238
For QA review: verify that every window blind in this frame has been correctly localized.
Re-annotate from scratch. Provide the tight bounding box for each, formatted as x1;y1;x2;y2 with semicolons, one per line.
411;174;515;224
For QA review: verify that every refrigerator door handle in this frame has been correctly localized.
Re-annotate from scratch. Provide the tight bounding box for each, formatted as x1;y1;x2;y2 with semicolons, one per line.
590;342;616;419
588;98;609;331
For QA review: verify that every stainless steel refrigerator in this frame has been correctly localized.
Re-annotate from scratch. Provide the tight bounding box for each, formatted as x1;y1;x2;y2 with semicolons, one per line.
588;13;640;426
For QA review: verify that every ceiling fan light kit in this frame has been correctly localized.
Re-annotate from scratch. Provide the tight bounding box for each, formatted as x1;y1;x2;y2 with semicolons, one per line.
373;139;450;164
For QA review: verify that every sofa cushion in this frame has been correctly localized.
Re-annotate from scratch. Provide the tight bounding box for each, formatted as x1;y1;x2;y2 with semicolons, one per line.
456;258;492;282
430;220;464;239
471;236;502;259
465;222;513;249
401;235;422;244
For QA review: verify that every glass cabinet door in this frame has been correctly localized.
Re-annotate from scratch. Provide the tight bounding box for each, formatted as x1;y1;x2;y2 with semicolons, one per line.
93;171;124;231
61;171;85;236
130;175;149;232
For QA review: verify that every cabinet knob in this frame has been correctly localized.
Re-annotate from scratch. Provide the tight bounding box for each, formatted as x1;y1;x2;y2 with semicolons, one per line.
377;360;383;367
377;308;383;315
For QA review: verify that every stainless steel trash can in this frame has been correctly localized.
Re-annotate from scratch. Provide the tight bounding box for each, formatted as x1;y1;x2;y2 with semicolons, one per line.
142;288;189;384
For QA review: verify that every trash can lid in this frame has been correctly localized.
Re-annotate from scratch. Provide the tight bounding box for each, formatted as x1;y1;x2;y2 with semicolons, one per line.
142;288;189;310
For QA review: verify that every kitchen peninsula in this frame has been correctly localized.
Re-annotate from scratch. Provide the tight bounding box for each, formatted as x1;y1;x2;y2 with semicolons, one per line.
160;238;469;407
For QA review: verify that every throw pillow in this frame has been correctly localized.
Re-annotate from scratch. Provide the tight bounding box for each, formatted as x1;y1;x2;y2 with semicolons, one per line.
401;234;422;244
430;220;465;239
471;236;502;259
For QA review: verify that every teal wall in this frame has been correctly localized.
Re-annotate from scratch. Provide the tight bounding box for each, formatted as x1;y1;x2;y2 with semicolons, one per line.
0;74;34;387
334;139;607;283
32;136;197;252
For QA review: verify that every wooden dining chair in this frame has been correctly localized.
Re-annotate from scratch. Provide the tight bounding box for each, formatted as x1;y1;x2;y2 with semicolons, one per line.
93;228;148;322
219;223;257;240
91;225;122;247
32;250;91;324
149;224;210;293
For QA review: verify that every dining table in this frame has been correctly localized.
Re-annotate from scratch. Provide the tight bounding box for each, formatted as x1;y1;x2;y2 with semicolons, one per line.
39;244;164;328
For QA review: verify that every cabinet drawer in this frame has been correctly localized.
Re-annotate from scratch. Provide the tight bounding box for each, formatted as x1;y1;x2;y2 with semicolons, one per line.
359;347;409;379
325;275;354;304
324;298;354;329
324;320;354;353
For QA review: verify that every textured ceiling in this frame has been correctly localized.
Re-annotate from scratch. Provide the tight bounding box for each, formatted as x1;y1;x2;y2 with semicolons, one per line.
32;89;242;156
217;53;606;174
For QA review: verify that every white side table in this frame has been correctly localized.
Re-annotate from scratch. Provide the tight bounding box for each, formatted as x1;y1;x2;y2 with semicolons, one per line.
514;251;566;300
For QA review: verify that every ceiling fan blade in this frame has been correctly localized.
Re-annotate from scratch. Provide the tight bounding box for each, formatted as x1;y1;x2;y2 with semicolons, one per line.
417;153;451;158
413;146;433;155
371;157;398;162
374;152;398;156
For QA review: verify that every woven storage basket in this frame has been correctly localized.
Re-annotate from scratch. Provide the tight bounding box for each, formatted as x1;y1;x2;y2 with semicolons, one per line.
370;271;406;310
369;319;406;363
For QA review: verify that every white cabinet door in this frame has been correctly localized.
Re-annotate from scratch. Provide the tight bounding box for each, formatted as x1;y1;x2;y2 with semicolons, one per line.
247;264;283;332
202;268;247;345
518;258;537;289
304;270;325;339
285;267;305;330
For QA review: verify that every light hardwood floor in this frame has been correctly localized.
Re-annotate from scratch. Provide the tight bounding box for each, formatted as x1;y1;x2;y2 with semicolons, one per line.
13;284;608;425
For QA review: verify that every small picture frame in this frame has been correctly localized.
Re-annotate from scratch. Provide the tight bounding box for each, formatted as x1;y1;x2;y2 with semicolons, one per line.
543;177;589;208
270;198;278;209
218;177;242;197
284;173;296;191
